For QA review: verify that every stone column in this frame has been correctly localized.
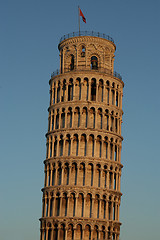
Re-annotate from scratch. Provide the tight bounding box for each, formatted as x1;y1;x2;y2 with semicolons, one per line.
46;229;48;240
50;229;53;240
90;228;93;240
82;227;85;239
57;227;61;240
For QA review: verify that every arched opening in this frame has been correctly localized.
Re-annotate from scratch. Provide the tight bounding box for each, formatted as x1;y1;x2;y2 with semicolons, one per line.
54;136;57;157
85;225;91;240
101;226;106;240
55;110;59;129
67;107;72;128
97;108;102;129
59;135;64;156
96;164;101;187
91;56;98;70
51;110;54;130
86;194;92;218
55;193;60;216
57;163;62;185
104;165;107;188
53;224;58;240
81;45;85;57
62;79;66;102
76;224;83;240
62;193;68;216
68;78;73;101
76;77;81;100
95;195;100;218
91;78;96;101
71;162;77;185
88;163;93;186
108;198;112;220
70;193;76;217
77;193;84;217
70;54;74;70
84;77;89;100
73;134;79;156
74;107;80;127
48;224;52;240
82;107;88;128
52;165;55;186
49;137;52;158
98;79;104;102
90;108;95;128
64;163;69;185
57;81;60;103
79;163;85;186
93;225;99;240
97;135;102;158
61;108;65;128
102;195;106;219
68;224;74;240
81;134;87;156
60;224;65;240
116;91;119;106
66;134;71;156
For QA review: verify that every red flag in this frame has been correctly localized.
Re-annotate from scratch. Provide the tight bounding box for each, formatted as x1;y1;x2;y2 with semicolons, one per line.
79;8;86;23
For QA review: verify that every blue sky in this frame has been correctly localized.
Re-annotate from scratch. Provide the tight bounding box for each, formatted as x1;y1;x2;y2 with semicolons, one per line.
0;0;160;239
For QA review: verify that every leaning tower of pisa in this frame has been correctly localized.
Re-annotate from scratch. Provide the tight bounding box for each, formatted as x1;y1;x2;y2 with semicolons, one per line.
40;32;124;240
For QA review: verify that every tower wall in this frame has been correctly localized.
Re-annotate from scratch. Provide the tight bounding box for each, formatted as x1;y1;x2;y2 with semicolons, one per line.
40;34;124;240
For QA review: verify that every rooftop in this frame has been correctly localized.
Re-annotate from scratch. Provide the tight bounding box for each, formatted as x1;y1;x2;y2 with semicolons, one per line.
59;31;114;44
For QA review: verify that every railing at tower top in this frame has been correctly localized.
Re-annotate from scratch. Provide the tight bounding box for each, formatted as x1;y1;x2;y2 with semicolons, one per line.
51;67;122;80
59;31;114;43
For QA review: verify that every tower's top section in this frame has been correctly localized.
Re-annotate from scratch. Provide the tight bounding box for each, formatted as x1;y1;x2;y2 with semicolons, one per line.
52;31;122;80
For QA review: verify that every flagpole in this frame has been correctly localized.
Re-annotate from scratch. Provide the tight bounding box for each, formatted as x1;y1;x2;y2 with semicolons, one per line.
78;6;80;35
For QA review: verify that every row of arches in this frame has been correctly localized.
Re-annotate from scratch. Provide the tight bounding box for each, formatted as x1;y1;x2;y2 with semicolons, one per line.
48;106;122;135
46;133;122;163
44;161;121;191
40;222;120;240
42;191;120;221
50;77;123;107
